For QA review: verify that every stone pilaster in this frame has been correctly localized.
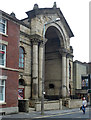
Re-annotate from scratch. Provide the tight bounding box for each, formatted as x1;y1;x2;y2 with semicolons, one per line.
38;38;47;98
59;48;69;98
62;53;67;98
32;41;38;99
66;56;70;97
70;61;74;96
39;42;44;97
30;34;43;100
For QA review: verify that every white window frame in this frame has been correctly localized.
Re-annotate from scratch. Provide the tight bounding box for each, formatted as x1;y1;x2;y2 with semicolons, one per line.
19;47;25;68
0;79;5;103
0;44;6;67
0;18;7;35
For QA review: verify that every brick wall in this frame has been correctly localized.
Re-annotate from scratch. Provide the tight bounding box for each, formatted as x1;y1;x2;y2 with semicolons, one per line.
7;20;19;69
0;69;18;108
0;17;19;109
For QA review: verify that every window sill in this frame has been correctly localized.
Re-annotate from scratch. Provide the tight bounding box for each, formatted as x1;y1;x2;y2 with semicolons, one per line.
0;39;8;45
0;102;6;105
19;67;24;69
0;66;19;72
0;65;5;68
0;33;8;37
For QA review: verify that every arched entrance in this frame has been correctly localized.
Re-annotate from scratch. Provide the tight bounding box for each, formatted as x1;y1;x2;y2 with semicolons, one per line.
26;5;74;100
44;26;64;99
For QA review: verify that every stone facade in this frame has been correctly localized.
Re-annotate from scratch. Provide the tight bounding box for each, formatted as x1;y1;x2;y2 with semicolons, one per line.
73;61;87;90
19;3;74;103
19;4;90;107
73;60;90;99
19;24;31;99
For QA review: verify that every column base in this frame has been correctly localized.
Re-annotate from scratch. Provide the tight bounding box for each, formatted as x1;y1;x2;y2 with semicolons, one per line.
29;98;40;107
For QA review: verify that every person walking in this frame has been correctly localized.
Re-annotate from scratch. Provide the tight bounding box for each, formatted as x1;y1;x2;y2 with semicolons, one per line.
81;97;87;114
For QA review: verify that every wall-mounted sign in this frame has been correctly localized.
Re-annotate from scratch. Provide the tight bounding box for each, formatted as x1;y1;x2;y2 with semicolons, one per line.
18;88;24;100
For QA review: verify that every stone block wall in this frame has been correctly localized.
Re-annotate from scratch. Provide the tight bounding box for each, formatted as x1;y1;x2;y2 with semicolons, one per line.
69;99;82;108
35;100;62;111
62;98;82;109
19;25;31;99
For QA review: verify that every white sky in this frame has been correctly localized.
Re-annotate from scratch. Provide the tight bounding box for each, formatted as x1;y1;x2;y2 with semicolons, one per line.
1;0;90;62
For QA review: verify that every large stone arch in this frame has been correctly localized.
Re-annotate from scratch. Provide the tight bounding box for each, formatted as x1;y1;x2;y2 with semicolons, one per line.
45;25;65;48
23;3;74;101
29;17;69;49
44;23;69;99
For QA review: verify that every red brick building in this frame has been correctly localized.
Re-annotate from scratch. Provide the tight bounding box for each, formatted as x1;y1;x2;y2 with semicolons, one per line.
0;11;20;114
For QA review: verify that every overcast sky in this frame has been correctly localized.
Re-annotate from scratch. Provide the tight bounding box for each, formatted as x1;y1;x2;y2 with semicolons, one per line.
1;0;90;62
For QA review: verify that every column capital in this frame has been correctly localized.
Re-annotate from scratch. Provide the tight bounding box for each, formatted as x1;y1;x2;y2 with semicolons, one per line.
39;42;44;47
67;53;74;58
30;34;42;44
59;48;68;57
39;38;48;47
66;46;74;58
30;34;48;46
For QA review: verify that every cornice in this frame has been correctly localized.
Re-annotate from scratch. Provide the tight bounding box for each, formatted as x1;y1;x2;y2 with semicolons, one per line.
20;31;30;38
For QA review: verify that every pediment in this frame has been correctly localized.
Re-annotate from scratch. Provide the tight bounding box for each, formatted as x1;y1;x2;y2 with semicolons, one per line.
26;8;74;38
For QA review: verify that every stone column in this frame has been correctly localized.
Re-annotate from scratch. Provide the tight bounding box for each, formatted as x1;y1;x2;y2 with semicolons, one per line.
66;56;69;97
39;43;44;97
70;61;74;96
32;41;38;99
62;53;67;98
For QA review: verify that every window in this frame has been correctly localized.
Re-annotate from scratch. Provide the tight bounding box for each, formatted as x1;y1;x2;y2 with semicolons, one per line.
49;84;55;89
0;80;5;103
0;18;7;34
82;76;88;89
19;47;25;68
0;44;6;67
19;79;25;86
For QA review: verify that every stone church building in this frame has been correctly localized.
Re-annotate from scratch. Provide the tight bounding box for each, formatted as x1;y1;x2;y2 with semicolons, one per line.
19;2;74;104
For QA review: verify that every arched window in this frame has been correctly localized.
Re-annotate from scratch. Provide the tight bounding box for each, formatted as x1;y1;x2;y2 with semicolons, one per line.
19;47;25;68
19;79;25;86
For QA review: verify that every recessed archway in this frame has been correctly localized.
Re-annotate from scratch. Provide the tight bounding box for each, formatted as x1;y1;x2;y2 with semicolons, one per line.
45;26;64;99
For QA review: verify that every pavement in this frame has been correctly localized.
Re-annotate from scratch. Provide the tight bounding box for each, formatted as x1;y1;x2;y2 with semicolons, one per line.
0;107;90;119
